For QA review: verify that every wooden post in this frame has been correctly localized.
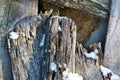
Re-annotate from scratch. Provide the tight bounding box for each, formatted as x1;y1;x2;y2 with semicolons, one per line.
104;0;120;75
48;16;77;79
0;0;38;80
7;15;44;80
70;21;76;73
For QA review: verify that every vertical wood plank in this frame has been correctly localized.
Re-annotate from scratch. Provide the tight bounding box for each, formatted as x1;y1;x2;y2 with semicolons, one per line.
48;16;76;80
104;0;120;75
0;0;38;80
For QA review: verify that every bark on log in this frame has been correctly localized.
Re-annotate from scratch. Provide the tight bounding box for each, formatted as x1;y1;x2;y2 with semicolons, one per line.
104;0;120;76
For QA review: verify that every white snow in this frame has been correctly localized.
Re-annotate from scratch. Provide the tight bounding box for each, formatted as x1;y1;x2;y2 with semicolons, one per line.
62;68;83;80
63;63;67;68
58;25;62;31
40;34;45;47
12;71;16;80
68;73;83;80
50;62;57;72
100;66;120;80
62;68;69;80
94;49;98;54
48;49;51;52
10;31;19;39
73;0;76;1
100;66;112;77
51;16;67;22
59;16;67;22
111;73;120;80
83;49;98;59
43;61;45;65
58;64;62;68
45;49;47;53
37;15;42;20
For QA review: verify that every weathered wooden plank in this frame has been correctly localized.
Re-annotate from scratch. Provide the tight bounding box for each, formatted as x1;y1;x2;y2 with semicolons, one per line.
0;0;38;80
104;0;120;76
1;0;38;32
48;16;76;80
7;14;77;80
7;15;44;80
41;0;110;18
75;42;103;80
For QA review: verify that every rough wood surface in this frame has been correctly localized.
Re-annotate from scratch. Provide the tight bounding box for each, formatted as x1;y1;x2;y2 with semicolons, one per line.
1;0;38;32
0;0;112;80
7;15;77;80
7;15;44;80
42;2;101;44
41;0;110;18
104;0;120;76
46;16;77;80
75;42;103;80
0;0;38;80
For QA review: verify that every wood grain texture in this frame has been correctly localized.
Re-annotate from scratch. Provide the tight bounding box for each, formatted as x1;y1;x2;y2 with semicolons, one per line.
7;15;44;80
41;0;110;18
0;0;38;80
104;0;120;76
48;16;76;80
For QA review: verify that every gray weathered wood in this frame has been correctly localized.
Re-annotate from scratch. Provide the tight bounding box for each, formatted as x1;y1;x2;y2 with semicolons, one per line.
48;16;76;80
75;42;103;80
7;15;44;80
41;0;110;18
104;0;120;76
0;0;38;80
7;15;77;80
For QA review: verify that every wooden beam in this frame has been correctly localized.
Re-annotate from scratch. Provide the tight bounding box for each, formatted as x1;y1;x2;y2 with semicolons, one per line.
0;0;38;80
104;0;120;76
42;0;110;18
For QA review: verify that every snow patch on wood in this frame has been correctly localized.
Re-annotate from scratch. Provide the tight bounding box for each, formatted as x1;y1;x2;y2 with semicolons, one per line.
83;48;98;59
58;25;62;31
40;34;45;47
62;68;83;80
100;66;120;80
100;66;112;77
51;16;67;22
10;31;19;39
111;74;120;80
50;62;57;72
